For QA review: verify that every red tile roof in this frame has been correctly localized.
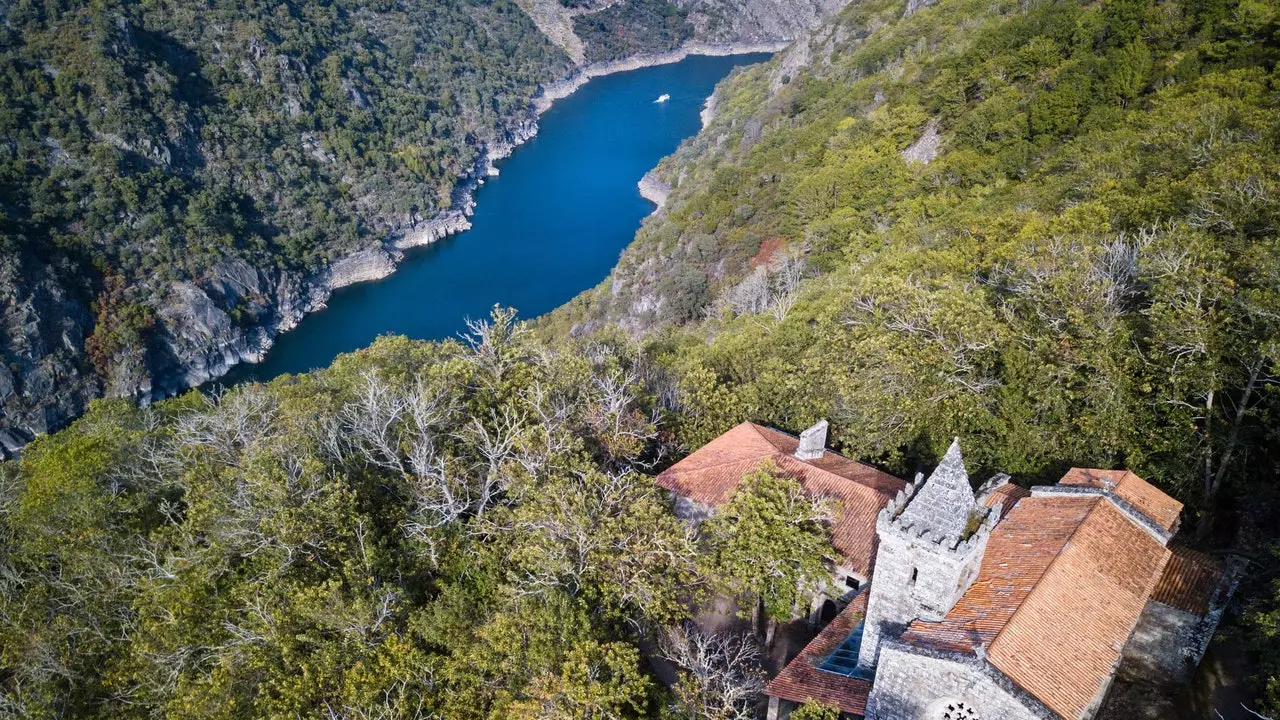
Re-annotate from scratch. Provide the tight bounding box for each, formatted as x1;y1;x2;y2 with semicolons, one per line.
764;592;872;715
1059;468;1183;533
1150;547;1225;616
901;494;1172;719
899;496;1095;655
655;422;906;576
982;481;1031;521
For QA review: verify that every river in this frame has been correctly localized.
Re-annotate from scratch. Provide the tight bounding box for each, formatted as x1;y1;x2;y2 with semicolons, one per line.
220;53;771;384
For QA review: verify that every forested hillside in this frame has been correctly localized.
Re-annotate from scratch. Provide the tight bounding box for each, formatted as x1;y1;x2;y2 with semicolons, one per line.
5;0;1280;715
0;0;568;445
549;0;1279;527
0;314;840;718
544;0;1280;703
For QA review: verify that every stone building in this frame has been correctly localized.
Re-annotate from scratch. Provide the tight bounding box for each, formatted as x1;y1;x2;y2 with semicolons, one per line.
655;420;907;616
651;428;1236;720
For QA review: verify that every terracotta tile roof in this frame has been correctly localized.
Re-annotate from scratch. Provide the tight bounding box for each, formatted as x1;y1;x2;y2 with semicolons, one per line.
986;500;1170;719
764;592;872;715
655;422;906;576
900;496;1096;655
982;482;1031;520
902;495;1172;719
1059;468;1183;533
1150;547;1224;616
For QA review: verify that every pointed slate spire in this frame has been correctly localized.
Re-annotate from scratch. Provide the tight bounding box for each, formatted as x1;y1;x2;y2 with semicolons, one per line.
897;438;976;546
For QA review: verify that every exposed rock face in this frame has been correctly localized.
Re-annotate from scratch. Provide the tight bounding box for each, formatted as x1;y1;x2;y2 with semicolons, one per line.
902;118;942;164
512;0;592;64
700;92;720;127
0;253;100;456
902;0;938;17
328;249;400;290
639;171;673;210
680;0;855;43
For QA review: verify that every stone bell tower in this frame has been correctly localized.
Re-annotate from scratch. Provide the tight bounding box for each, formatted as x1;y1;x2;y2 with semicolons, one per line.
857;439;997;669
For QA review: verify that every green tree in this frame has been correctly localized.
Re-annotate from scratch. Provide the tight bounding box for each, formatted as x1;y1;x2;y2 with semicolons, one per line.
701;460;835;624
791;700;841;720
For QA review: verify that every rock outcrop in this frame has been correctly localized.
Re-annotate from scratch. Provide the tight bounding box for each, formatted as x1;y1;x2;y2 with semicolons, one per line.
901;118;942;164
639;171;672;210
680;0;855;44
0;253;100;457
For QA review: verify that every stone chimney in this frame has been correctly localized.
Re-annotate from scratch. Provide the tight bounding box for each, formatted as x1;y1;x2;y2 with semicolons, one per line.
795;420;829;461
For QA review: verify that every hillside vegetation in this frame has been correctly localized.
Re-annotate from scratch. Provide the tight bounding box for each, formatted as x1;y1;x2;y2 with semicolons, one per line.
542;0;1280;703
5;0;1280;715
548;0;1278;522
0;0;567;441
0;315;841;719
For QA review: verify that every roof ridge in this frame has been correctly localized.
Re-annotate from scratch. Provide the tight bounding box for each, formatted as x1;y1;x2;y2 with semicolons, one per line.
745;421;775;443
985;495;1102;659
755;423;863;462
773;453;901;500
661;452;777;478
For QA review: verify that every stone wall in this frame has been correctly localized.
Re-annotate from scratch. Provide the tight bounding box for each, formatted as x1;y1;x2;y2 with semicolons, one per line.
866;644;1052;720
858;507;992;668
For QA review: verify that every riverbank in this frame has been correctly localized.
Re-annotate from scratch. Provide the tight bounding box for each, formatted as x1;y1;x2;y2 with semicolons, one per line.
166;44;784;392
532;41;789;114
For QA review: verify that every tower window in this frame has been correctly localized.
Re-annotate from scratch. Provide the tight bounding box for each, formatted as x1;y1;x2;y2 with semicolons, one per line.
910;568;919;583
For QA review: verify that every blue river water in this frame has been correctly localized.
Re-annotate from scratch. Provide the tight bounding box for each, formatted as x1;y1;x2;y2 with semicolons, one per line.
221;53;770;384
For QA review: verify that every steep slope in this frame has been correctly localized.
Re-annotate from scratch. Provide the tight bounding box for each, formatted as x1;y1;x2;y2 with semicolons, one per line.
544;0;1278;498
0;0;854;448
0;0;571;446
680;0;856;44
569;0;853;62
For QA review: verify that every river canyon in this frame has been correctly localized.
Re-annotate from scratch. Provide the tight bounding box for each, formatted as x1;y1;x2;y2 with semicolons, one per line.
220;53;770;384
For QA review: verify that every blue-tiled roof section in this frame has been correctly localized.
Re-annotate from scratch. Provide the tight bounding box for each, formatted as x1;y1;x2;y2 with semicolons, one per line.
817;622;865;677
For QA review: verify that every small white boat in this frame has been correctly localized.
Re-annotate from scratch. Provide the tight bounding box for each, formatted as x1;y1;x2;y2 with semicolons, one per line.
655;93;670;104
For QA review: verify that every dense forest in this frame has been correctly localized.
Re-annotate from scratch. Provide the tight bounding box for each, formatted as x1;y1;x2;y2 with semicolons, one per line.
543;0;1280;707
0;314;843;718
1;0;563;277
4;0;1280;715
0;0;568;440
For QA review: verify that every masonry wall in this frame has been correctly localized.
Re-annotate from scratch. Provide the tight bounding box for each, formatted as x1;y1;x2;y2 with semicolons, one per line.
867;645;1052;720
858;528;988;668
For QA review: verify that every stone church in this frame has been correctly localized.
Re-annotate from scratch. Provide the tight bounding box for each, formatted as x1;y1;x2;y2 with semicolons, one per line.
656;421;1236;720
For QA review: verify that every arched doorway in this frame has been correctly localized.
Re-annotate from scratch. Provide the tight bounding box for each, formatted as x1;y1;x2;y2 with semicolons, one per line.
819;599;838;623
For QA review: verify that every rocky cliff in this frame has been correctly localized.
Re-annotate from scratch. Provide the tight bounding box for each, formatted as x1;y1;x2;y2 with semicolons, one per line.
679;0;855;43
0;253;100;455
